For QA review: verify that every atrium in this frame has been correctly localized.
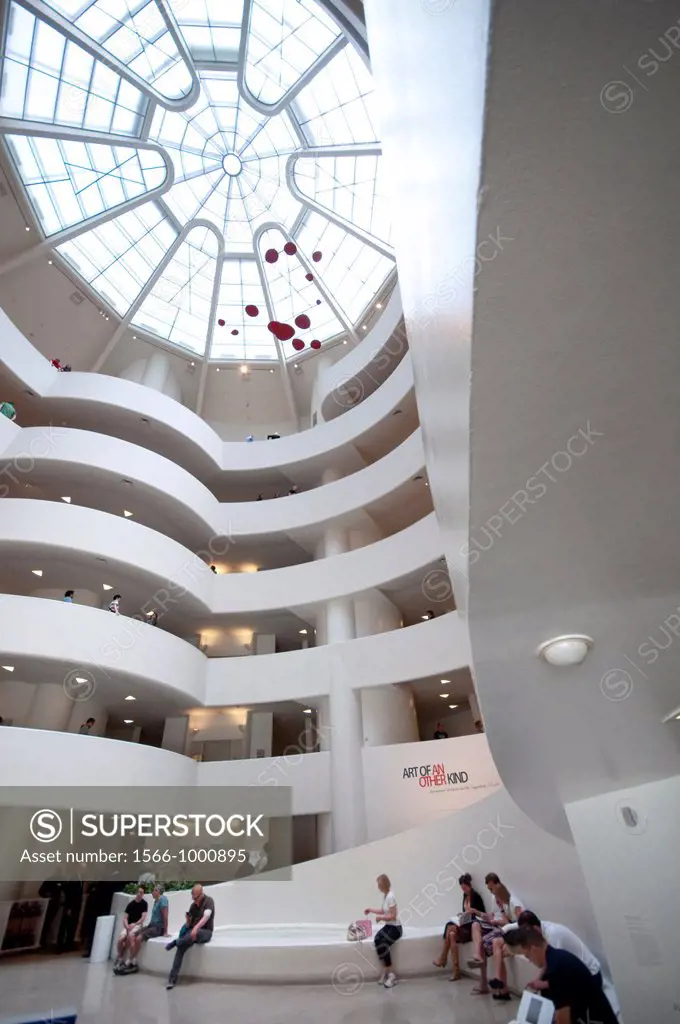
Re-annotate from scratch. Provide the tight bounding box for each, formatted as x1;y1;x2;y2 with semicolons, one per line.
0;1;677;1022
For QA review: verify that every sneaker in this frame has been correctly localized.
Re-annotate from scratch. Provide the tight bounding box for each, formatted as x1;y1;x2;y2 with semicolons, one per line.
166;980;175;990
384;973;396;988
377;971;387;985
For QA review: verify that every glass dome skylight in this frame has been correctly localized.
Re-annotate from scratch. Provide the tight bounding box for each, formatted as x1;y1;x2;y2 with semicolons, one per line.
0;0;395;362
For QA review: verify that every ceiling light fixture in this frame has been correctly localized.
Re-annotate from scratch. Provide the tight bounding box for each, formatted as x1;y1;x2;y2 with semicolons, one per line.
31;569;43;576
440;679;451;684
61;496;71;503
102;584;113;591
123;510;133;517
299;629;308;635
448;704;459;710
215;367;220;372
75;677;88;684
439;693;449;698
240;365;249;375
48;259;53;265
362;324;367;330
303;709;312;715
2;666;14;672
123;719;134;725
25;225;30;231
376;303;383;309
537;634;594;667
125;695;136;701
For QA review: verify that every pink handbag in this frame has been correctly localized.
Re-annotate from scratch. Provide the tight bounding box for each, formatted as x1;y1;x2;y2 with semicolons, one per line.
356;919;373;937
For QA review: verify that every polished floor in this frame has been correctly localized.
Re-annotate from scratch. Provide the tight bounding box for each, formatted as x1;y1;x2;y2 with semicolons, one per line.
1;954;517;1024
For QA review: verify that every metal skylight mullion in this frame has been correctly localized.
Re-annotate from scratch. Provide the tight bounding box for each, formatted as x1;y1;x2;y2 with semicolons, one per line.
222;172;235;235
196;250;224;414
15;0;199;111
0;119;174;276
91;216;221;369
140;97;157;139
286;148;393;259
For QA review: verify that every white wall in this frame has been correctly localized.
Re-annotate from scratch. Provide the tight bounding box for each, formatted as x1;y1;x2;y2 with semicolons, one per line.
421;708;475;741
566;774;680;1022
362;734;501;841
198;750;331;816
354;589;402;637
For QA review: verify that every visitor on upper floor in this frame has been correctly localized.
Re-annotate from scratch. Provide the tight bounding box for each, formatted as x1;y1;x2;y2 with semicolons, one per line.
423;609;435;620
50;358;70;371
267;432;281;439
108;594;121;614
515;927;617;1024
433;722;448;739
474;719;485;732
0;401;17;422
467;872;524;999
79;717;95;735
257;493;264;500
165;883;215;990
433;872;486;980
288;485;298;495
63;590;74;603
210;565;218;574
364;873;402;988
146;609;159;626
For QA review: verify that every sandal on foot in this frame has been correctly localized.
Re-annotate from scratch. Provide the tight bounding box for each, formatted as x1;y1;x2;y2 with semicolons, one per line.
467;957;484;969
432;960;446;968
493;992;511;1001
489;978;505;990
448;972;462;982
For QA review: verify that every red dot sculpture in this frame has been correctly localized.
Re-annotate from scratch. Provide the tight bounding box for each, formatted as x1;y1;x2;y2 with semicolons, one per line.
292;339;305;351
295;314;311;330
310;340;321;350
265;248;279;264
283;242;297;256
218;318;225;326
312;250;322;262
245;304;259;317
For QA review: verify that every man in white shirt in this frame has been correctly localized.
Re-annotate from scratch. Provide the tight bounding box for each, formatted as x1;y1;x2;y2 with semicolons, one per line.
504;912;619;1015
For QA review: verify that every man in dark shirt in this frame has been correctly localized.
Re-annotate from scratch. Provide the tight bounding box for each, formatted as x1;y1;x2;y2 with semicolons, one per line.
165;884;215;989
517;927;617;1024
114;886;148;971
433;722;449;739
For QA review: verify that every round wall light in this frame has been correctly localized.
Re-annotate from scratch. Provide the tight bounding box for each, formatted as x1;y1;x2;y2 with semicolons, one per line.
536;634;594;666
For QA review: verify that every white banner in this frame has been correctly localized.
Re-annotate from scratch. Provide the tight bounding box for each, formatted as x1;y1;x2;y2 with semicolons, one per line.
362;734;501;840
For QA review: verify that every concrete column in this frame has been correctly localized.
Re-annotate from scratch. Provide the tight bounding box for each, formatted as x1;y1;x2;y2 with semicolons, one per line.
25;684;73;731
162;716;189;755
361;685;419;746
253;633;276;655
248;712;273;758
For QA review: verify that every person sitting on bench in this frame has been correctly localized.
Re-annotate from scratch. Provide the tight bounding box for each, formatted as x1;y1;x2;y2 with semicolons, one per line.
165;884;214;990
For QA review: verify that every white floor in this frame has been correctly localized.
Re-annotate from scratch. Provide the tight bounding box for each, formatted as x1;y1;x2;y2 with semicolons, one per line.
0;953;518;1024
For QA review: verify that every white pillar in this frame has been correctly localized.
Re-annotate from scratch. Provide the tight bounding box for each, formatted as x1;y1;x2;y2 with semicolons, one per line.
162;716;189;754
248;712;273;758
361;686;419;746
25;684;73;731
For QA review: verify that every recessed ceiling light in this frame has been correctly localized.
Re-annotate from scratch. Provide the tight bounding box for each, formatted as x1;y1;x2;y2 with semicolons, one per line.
123;719;134;724
25;225;30;232
294;363;299;369
299;629;308;635
269;368;275;373
362;324;367;330
2;666;14;672
421;614;429;621
440;679;451;684
303;709;312;715
75;677;88;684
439;693;449;698
102;584;113;591
61;496;71;503
48;260;53;265
123;510;133;517
31;569;43;577
676;714;680;720
240;365;249;375
105;316;109;320
448;704;459;710
376;303;383;309
343;339;348;344
125;695;136;701
132;335;137;339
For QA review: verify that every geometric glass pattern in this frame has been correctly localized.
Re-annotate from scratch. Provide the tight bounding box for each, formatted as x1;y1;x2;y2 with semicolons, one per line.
1;0;395;361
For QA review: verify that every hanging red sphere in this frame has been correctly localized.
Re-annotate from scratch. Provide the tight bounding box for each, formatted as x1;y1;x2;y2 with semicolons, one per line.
305;272;314;281
295;314;311;330
231;329;239;335
312;250;322;262
265;248;279;264
310;339;321;350
277;323;295;341
292;338;305;351
245;304;259;317
218;318;225;327
267;320;281;334
283;242;297;256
